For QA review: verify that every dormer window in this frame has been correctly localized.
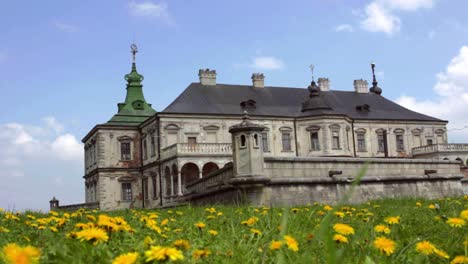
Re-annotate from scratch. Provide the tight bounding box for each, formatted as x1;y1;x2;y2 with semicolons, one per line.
240;100;256;111
356;104;370;111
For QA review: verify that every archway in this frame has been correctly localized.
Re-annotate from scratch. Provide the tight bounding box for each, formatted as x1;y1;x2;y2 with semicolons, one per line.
164;166;171;196
455;158;464;165
172;164;178;195
181;163;200;188
443;158;449;161
202;162;219;177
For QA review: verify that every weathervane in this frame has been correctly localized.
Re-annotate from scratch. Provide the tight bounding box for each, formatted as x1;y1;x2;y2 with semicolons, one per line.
130;43;138;63
309;64;315;81
371;61;377;85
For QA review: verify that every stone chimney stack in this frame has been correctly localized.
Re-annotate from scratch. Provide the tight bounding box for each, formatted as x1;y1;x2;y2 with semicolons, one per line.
199;69;217;86
251;73;265;88
354;79;368;93
317;78;330;91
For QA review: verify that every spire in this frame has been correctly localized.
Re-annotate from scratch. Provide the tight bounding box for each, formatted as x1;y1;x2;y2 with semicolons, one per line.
369;62;382;95
307;64;320;96
106;44;156;125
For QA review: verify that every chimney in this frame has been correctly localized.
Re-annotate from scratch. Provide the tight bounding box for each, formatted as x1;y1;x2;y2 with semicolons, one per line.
199;69;216;86
251;73;265;88
318;78;330;91
353;79;368;93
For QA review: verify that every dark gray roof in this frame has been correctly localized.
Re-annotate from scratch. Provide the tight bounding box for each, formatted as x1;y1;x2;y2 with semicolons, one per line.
162;83;445;122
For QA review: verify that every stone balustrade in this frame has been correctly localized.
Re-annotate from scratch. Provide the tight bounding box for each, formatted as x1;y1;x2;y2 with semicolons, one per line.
412;144;468;156
160;143;232;160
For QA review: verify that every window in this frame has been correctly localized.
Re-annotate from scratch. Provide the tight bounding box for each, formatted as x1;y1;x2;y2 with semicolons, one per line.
427;139;433;145
152;176;158;199
122;183;132;201
121;142;131;160
240;135;246;148
396;135;405;151
143;139;148;160
377;134;385;152
281;133;291;151
142;178;148;200
261;132;269;152
150;135;156;157
188;137;197;144
357;133;366;152
310;132;320;150
332;131;340;149
436;135;443;144
253;134;259;148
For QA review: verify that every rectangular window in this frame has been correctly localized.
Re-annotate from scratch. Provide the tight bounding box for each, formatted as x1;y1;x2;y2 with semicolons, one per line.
143;139;148;160
121;142;131;160
377;134;385;152
281;133;291;151
332;131;340;149
122;183;132;201
357;133;366;152
142;178;148;200
150;136;156;156
396;135;405;151
427;139;433;145
310;132;320;150
261;132;269;152
152;176;158;199
188;137;197;144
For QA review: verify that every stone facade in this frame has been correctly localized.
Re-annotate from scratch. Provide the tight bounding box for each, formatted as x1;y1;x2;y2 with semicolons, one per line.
76;58;467;211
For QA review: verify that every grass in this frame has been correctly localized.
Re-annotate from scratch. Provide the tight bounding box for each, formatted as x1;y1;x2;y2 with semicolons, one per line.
0;196;467;263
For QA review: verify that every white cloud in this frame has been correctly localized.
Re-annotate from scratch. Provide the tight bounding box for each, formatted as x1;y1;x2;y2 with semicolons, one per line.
128;1;174;25
54;22;79;33
250;56;285;70
359;0;434;35
0;117;84;210
334;24;354;32
395;46;468;142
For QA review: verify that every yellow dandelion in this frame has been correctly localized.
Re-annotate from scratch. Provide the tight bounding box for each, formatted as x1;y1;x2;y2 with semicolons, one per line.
208;230;218;236
0;227;10;233
195;222;206;229
460;210;468;220
451;256;468;264
415;240;436;255
75;227;109;245
334;211;345;218
112;252;138;264
284;235;299;252
145;246;184;262
428;204;436;209
192;249;211;260
434;248;450;259
250;229;262;235
323;205;333;211
373;236;396;256
333;234;348;244
173;239;190;250
291;208;301;213
415;202;422;207
384;216;400;225
374;224;391;234
241;217;258;226
3;243;41;264
144;236;154;247
446;218;466;228
333;223;355;235
269;240;282;250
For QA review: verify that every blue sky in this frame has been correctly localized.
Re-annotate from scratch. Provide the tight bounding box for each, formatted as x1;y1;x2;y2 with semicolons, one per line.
1;0;467;210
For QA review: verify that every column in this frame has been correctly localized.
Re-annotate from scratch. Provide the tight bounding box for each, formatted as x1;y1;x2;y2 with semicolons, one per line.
170;175;174;196
177;172;183;196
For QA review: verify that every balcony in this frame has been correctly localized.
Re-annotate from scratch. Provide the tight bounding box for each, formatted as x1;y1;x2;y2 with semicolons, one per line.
412;144;468;156
160;143;232;160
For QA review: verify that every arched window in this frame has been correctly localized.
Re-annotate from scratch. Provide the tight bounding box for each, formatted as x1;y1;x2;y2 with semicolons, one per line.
455;158;464;165
253;134;259;148
240;135;246;148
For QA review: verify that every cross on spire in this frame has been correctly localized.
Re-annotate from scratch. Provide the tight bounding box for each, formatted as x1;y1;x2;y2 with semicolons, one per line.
130;43;138;63
309;64;315;81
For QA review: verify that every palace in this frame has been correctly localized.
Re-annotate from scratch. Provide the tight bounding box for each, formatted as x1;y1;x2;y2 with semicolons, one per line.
73;47;467;211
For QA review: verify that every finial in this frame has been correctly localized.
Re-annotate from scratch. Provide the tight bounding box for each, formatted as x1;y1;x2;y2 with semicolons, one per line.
242;110;250;121
130;43;138;63
371;61;377;86
309;64;315;81
369;61;382;95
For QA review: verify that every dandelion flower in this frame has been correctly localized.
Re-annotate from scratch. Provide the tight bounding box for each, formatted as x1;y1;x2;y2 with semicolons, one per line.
208;230;218;236
333;223;355;235
173;239;190;250
3;243;41;264
75;227;109;245
334;211;345;218
241;217;258;226
416;202;422;207
112;252;138;264
451;256;468;264
373;236;396;256
192;249;211;260
284;235;299;252
145;246;184;262
333;234;348;244
446;218;466;228
460;210;468;220
434;248;450;259
374;224;391;234
415;240;436;255
195;222;206;229
384;216;400;225
323;205;333;211
250;229;262;236
269;240;282;250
